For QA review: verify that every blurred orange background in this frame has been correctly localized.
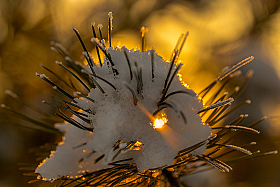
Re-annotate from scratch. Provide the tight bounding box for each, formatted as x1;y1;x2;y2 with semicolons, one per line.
0;0;280;186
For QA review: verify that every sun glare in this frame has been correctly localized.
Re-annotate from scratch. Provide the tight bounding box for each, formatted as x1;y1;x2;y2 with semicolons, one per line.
152;116;168;129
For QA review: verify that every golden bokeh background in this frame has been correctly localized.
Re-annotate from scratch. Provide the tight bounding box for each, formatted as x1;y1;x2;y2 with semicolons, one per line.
0;0;280;186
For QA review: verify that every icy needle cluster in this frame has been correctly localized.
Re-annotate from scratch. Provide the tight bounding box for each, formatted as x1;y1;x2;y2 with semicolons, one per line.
36;46;211;180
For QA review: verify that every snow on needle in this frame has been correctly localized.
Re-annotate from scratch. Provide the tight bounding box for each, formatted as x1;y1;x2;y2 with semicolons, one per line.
1;12;278;187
